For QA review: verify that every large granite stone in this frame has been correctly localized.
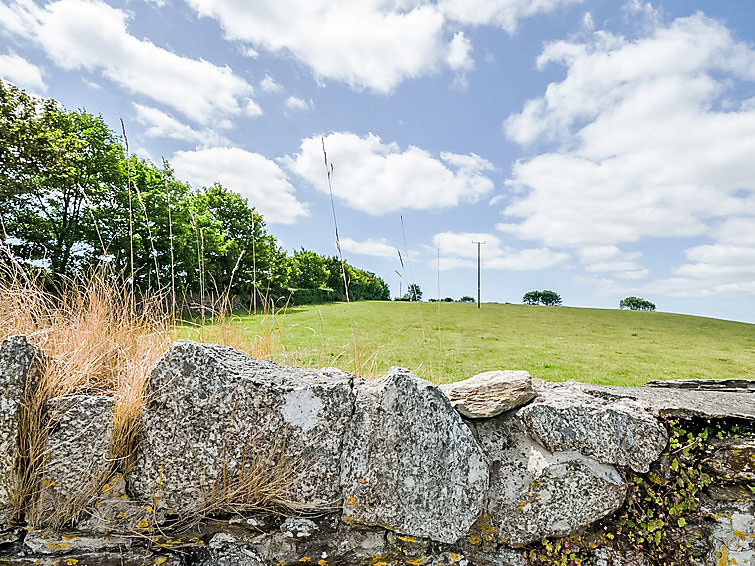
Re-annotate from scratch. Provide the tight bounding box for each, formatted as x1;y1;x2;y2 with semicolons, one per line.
471;416;627;546
518;386;667;472
0;336;45;522
440;370;535;419
578;383;755;420
128;341;354;513
38;396;114;518
341;367;488;544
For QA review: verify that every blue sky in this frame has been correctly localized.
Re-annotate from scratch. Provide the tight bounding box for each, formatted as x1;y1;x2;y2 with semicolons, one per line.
1;0;755;322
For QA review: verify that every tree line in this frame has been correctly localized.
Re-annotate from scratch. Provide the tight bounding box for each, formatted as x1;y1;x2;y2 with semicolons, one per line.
0;80;389;307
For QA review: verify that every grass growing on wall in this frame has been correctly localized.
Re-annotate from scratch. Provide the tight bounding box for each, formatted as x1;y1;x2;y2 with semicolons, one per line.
230;301;755;386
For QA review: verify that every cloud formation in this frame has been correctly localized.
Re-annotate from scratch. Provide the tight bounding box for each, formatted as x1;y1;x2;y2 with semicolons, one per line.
0;51;46;92
171;147;308;224
183;0;577;92
433;232;568;270
340;237;399;259
284;132;495;214
0;0;260;127
499;13;755;296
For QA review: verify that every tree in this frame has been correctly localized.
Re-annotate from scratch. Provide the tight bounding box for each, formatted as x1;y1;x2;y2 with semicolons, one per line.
523;290;562;306
620;296;656;311
289;248;329;289
522;291;541;305
540;290;562;306
323;256;390;301
459;295;474;303
1;80;124;281
405;283;422;302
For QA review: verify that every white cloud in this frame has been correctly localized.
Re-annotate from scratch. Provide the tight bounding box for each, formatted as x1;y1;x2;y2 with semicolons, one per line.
446;31;474;71
499;13;755;256
0;0;260;126
631;244;755;298
340;237;399;259
183;0;578;93
284;132;495;214
133;104;229;146
259;74;283;93
439;0;581;32
0;51;46;92
171;147;308;224
433;232;568;270
576;245;646;277
284;96;310;111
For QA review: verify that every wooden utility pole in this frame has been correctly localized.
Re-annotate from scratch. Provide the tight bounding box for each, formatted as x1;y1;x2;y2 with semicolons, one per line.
473;241;486;308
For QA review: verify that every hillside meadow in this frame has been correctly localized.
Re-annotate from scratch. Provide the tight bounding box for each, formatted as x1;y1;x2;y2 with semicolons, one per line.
193;301;755;386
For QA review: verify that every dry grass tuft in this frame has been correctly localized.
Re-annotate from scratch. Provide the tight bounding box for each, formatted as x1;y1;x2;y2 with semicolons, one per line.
0;256;174;525
0;252;307;528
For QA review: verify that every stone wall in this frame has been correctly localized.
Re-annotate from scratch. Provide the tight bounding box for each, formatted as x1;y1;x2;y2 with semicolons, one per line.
0;336;752;565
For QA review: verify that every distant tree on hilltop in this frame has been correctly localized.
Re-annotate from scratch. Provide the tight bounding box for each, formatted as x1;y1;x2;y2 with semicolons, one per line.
523;290;562;306
620;296;656;311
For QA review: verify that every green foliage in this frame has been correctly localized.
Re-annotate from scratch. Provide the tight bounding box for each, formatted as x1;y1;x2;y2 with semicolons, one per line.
289;248;329;290
524;290;562;306
525;417;754;566
443;297;454;302
287;287;335;305
526;535;594;566
403;283;422;302
620;296;656;311
459;295;475;303
323;256;390;302
0;80;390;306
1;80;123;281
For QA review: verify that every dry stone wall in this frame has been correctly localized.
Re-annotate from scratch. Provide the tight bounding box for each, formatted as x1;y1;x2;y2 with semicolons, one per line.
0;335;752;566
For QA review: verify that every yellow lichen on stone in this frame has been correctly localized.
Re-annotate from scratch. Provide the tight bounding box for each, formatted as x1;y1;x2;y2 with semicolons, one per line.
154;557;167;565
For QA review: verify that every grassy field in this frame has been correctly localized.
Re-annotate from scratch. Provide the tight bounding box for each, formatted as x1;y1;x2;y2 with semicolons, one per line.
204;301;755;387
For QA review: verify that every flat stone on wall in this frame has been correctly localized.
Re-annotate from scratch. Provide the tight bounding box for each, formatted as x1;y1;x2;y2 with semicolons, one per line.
128;341;354;513
340;367;489;544
440;370;535;419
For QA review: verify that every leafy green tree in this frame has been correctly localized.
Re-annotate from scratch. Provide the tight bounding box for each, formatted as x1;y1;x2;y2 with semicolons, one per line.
459;295;475;303
186;184;289;300
539;290;562;306
323;256;390;301
405;283;422;302
1;80;123;281
289;248;329;289
524;290;562;306
523;291;541;305
620;296;656;311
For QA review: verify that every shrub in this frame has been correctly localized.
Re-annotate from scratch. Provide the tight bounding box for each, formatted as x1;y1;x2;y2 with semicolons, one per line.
459;296;475;303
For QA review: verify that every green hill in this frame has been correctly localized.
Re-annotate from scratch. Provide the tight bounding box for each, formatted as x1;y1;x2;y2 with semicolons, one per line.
221;302;754;386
